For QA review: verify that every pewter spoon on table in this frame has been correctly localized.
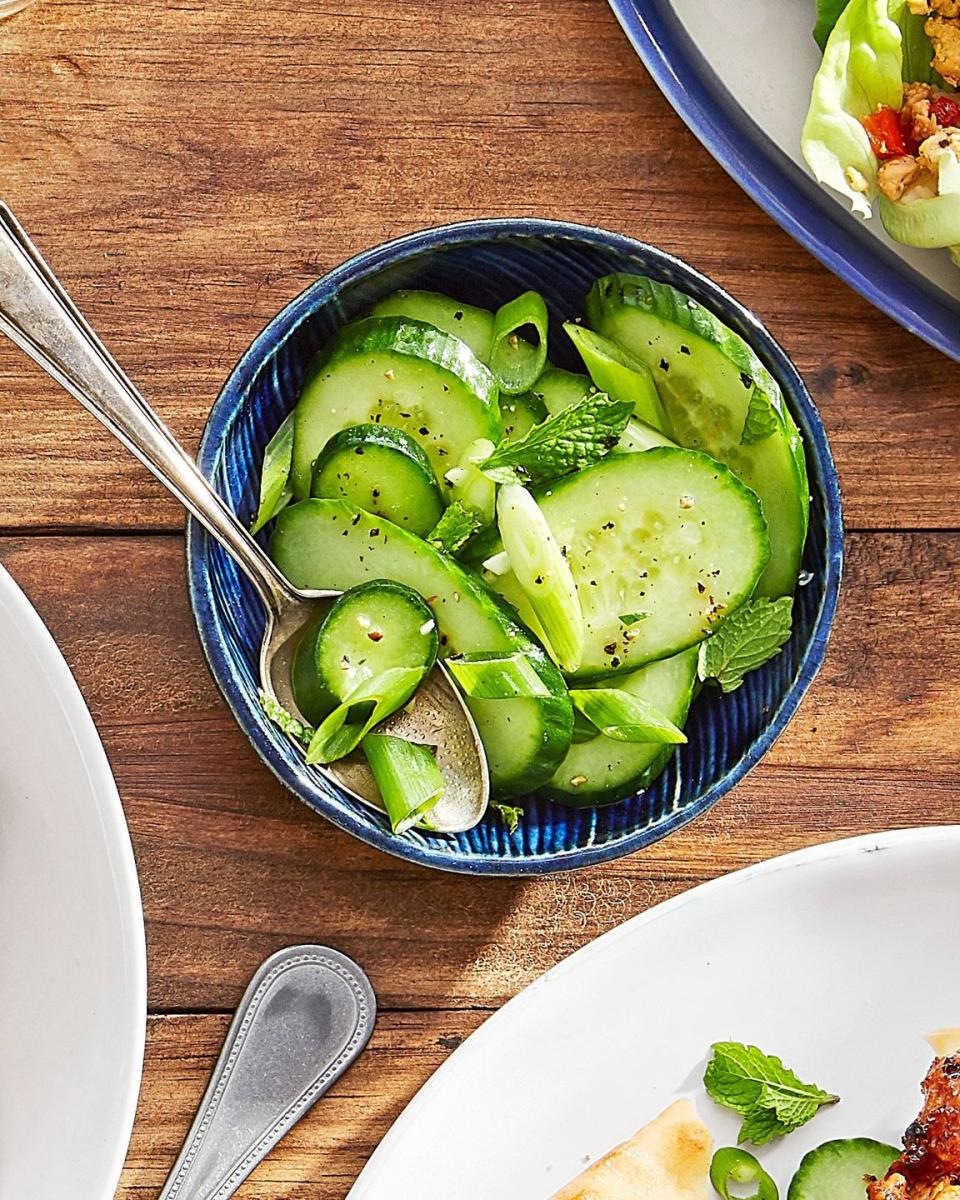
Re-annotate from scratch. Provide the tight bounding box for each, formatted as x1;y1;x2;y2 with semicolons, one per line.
158;945;376;1200
0;202;488;832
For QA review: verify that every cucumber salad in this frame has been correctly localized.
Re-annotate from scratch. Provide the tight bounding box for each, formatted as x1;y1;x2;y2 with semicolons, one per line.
252;275;809;835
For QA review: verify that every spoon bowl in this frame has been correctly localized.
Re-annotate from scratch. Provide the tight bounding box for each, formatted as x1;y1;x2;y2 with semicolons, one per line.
0;202;488;835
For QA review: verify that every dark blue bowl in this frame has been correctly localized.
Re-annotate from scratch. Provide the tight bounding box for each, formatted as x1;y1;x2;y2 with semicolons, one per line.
187;218;843;876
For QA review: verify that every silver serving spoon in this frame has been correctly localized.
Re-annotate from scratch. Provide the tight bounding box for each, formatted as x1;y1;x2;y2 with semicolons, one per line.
0;202;488;833
158;945;376;1200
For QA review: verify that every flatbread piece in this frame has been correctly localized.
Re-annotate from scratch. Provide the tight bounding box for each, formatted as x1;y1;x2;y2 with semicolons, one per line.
550;1098;712;1200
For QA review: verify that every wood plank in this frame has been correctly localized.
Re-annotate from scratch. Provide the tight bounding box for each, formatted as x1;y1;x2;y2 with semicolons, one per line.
120;1010;486;1198
0;0;957;532
1;530;957;1016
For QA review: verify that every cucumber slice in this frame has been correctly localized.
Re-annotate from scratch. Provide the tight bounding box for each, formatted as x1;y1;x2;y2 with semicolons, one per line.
291;317;500;500
545;647;698;803
481;449;770;681
369;290;495;361
310;424;444;537
532;367;676;453
787;1139;899;1200
531;367;594;414
499;390;548;444
586;274;808;598
271;500;573;796
564;322;670;434
292;579;438;725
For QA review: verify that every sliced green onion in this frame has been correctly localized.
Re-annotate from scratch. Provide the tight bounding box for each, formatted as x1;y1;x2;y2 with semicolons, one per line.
489;291;549;395
251;412;295;534
569;689;687;744
362;734;445;834
710;1147;778;1200
496;482;584;674
445;652;551;699
564;322;670;434
571;707;599;743
444;437;497;524
305;665;426;765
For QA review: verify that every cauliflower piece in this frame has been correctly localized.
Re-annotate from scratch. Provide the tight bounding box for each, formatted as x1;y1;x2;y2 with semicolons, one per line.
931;0;960;16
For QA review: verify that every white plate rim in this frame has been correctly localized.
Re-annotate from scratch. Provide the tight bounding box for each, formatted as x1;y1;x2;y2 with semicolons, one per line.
349;824;960;1196
0;563;147;1196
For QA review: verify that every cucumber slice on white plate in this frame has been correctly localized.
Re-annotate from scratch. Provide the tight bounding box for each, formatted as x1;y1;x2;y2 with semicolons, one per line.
481;448;770;681
787;1139;899;1200
291;316;500;500
586;273;808;598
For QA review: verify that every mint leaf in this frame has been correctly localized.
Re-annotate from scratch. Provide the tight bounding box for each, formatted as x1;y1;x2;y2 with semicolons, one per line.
737;1107;786;1147
697;598;793;693
492;802;524;834
481;390;633;487
259;690;314;745
251;412;295;534
741;387;779;445
619;611;650;625
762;1087;821;1129
704;1042;838;1146
428;501;485;554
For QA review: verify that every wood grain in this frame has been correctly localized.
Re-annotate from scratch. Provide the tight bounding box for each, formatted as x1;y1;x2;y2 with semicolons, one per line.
0;0;958;533
1;530;956;1016
119;1011;486;1198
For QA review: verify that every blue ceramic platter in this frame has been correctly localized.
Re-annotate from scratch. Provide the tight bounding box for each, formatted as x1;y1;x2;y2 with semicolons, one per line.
187;218;842;876
608;0;960;361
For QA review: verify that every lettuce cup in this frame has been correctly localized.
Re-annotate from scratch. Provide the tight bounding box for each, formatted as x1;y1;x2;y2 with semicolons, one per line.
803;0;960;258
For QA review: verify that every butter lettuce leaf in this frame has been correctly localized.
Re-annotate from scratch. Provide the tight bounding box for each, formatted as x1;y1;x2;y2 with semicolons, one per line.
802;0;904;218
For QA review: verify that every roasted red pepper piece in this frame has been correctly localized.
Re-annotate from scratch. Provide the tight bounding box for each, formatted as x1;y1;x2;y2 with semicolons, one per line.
862;106;910;160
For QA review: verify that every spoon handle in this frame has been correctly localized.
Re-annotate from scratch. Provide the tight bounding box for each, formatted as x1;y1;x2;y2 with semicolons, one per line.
158;945;376;1200
0;202;294;612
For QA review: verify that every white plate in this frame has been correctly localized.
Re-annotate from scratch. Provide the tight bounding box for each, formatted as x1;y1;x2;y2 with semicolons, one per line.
349;827;960;1198
0;564;146;1197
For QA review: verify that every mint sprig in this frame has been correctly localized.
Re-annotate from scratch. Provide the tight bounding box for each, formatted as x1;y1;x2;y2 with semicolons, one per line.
698;598;793;693
427;501;485;554
492;802;524;834
481;390;633;487
704;1042;839;1146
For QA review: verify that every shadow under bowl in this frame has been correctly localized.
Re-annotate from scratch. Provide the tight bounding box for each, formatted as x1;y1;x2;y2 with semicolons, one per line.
186;217;843;876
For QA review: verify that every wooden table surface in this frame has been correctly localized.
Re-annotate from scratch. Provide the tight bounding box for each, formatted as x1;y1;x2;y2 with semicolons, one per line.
3;0;959;1194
